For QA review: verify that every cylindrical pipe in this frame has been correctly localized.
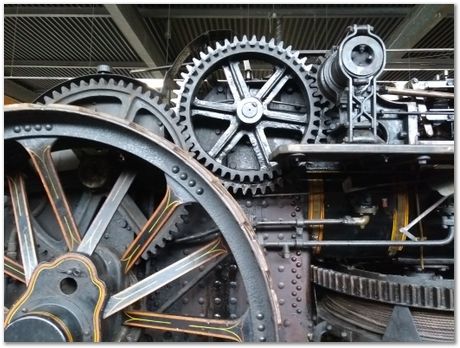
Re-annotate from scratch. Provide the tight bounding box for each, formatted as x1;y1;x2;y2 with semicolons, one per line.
383;87;454;99
261;226;453;248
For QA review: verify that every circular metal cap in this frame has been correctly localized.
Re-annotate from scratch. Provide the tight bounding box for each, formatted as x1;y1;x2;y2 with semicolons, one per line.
237;97;263;124
4;315;69;342
340;35;384;78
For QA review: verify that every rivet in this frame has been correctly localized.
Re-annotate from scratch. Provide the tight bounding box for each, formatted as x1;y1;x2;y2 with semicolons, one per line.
21;307;28;313
292;303;298;308
291;257;297;262
296;262;302;267
196;188;204;195
214;297;222;305
230;281;237;288
291;279;297;285
182;297;189;304
296;285;302;291
180;173;188;180
172;166;180;173
230;314;237;319
341;331;347;338
291;212;296;217
259;337;266;342
230;297;237;304
296;309;302;314
296;274;302;279
257;325;265;331
245;200;252;207
296;251;301;256
291;268;297;273
34;124;42;131
283;319;290;327
292;291;297;296
214;314;221;318
326;324;332;331
278;233;284;240
278;282;285;289
295;206;301;212
279;299;285;305
188;180;196;187
296;297;302;302
261;200;268;208
263;233;269;240
13;126;21;133
24;125;31;132
198;297;205;304
278;265;285;272
45;124;52;130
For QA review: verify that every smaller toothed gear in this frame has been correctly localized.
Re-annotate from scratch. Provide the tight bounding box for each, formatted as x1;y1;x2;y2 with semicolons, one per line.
172;35;321;195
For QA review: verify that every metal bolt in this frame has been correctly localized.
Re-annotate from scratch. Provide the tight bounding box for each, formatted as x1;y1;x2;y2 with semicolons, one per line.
256;313;264;320
278;265;285;272
45;124;52;130
278;282;285;289
13;126;21;133
188;180;196;187
180;173;188;180
196;188;204;195
34;124;42;131
24;125;31;132
257;324;265;331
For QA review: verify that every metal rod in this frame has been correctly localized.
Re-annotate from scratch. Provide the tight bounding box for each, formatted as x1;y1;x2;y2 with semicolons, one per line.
400;195;450;236
384;87;454;99
256;215;370;228
261;226;453;248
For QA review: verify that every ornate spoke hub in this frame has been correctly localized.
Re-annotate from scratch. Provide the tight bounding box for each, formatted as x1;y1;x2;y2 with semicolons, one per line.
4;253;106;342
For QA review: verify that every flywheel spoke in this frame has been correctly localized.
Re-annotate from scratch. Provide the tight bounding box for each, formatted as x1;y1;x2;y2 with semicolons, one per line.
191;109;233;121
4;256;26;284
120;186;183;272
123;310;244;342
247;133;270;170
78;170;137;256
18;138;81;251
7;175;38;284
104;238;228;318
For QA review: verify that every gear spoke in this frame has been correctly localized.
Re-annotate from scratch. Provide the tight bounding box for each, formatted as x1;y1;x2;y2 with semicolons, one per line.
193;98;237;113
247;132;269;170
215;131;245;163
120;186;183;272
4;256;26;283
78;170;137;256
123;310;244;342
254;128;273;168
256;66;286;100
263;109;308;124
19;138;81;251
208;121;239;158
7;175;38;284
104;238;228;318
262;74;291;106
223;61;250;101
191;109;233;122
258;120;305;132
156;253;227;312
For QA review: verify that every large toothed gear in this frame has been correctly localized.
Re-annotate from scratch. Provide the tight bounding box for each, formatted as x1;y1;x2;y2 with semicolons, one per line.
172;35;321;195
35;74;185;148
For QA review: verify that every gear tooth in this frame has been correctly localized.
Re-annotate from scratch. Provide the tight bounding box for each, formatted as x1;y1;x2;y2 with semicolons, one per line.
292;50;300;58
286;45;292;52
260;36;267;44
170;97;179;106
180;71;189;80
60;86;69;94
224;38;231;46
299;57;308;64
43;96;53;104
278;41;284;49
108;78;116;86
215;41;223;49
199;51;207;60
186;64;194;73
117;79;125;87
234;36;241;44
268;38;276;48
192;57;201;66
207;46;214;54
52;91;60;99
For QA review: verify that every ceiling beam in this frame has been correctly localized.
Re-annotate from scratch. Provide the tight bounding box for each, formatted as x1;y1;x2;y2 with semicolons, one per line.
5;5;424;19
104;4;164;78
4;80;38;102
386;4;453;61
4;5;110;17
137;5;414;18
